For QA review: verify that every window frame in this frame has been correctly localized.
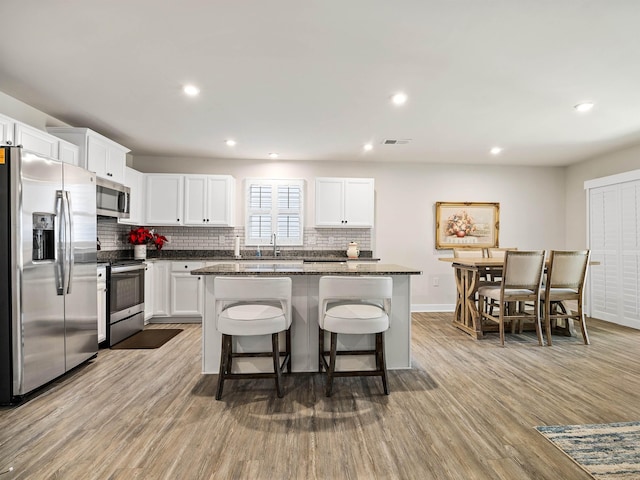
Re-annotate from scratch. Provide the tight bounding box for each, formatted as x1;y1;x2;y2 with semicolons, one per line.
245;178;305;247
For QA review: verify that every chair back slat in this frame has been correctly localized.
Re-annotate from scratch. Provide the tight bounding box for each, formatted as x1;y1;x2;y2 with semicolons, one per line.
503;250;546;290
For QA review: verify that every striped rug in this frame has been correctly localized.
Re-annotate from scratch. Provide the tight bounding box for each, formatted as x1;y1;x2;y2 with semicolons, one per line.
536;422;640;479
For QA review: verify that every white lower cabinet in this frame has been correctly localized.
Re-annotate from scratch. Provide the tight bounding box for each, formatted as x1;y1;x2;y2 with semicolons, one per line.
144;261;154;323
149;261;203;321
97;265;107;344
170;262;204;316
152;261;170;317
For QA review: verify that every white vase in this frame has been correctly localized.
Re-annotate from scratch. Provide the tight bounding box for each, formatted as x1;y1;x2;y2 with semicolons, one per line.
134;244;147;260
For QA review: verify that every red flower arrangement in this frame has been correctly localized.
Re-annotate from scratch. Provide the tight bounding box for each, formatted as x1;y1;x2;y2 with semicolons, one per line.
128;227;168;250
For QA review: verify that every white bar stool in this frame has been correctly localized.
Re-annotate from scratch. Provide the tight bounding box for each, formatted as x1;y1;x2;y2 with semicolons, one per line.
212;276;292;400
318;276;393;396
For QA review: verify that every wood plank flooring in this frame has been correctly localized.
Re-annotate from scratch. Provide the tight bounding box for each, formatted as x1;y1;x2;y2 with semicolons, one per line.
1;314;640;479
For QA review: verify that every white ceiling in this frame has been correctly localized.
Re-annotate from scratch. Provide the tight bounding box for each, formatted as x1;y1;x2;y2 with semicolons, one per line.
1;0;640;166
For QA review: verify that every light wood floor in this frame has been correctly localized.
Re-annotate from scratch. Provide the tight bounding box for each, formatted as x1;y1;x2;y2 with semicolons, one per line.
1;313;640;480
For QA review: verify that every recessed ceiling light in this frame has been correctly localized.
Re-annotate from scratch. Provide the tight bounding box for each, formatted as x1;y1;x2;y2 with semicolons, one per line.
363;143;373;151
268;152;279;159
490;147;503;155
225;139;236;147
183;84;200;96
391;92;408;106
574;102;594;113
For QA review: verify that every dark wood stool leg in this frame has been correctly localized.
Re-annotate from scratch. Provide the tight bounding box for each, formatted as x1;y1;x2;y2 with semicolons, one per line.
326;332;338;397
378;332;389;395
318;327;324;372
285;328;292;373
272;333;283;398
216;334;230;400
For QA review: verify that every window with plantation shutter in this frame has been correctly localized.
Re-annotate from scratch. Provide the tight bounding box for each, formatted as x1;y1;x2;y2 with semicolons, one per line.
245;179;304;246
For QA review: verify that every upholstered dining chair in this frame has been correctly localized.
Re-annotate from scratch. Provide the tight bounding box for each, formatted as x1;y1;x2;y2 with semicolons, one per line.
485;247;518;283
477;250;546;346
541;250;591;346
318;276;393;396
486;247;518;259
212;276;292;400
453;248;486;258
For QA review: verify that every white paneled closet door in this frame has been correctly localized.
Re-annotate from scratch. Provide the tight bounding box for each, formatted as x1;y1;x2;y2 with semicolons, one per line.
587;174;640;329
589;185;620;322
620;182;640;325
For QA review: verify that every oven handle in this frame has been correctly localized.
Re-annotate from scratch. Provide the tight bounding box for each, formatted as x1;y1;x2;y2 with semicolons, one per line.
111;264;145;274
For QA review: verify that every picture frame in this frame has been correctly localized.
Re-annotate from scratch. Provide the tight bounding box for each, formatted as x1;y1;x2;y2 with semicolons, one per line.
435;202;500;249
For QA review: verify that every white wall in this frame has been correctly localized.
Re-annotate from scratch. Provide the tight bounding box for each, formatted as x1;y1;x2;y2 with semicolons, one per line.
0;91;69;130
565;144;640;249
133;155;567;308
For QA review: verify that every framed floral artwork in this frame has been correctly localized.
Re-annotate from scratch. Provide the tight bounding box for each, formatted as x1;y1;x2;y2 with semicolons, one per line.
435;202;500;249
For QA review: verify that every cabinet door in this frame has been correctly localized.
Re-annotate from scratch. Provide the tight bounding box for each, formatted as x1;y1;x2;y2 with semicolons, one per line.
87;136;109;178
170;262;204;316
144;262;154;322
315;178;345;226
106;145;126;184
14;123;59;159
58;140;80;165
0;113;14;144
145;175;184;225
344;178;374;227
206;176;235;226
152;261;170;316
184;176;208;225
118;167;145;225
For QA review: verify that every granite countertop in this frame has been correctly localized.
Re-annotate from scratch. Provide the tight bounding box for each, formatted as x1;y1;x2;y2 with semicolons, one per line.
191;263;422;276
97;249;378;263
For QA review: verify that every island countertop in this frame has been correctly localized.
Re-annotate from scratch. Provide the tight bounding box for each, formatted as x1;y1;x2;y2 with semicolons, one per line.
191;263;422;276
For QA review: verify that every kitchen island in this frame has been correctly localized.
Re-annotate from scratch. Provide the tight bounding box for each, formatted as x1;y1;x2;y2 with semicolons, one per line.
191;263;422;374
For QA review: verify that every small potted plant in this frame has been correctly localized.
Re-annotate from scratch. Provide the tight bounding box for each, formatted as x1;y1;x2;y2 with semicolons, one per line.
128;227;168;259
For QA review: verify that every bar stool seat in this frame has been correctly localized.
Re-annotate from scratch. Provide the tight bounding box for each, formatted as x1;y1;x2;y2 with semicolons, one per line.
213;276;292;400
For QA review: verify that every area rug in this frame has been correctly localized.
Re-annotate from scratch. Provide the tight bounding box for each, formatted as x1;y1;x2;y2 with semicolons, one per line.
536;421;640;479
111;329;183;349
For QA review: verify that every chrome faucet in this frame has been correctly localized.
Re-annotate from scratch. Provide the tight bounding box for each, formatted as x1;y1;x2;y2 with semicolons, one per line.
272;233;280;257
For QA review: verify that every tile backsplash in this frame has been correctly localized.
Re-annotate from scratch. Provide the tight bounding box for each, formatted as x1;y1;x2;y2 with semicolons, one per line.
97;218;371;253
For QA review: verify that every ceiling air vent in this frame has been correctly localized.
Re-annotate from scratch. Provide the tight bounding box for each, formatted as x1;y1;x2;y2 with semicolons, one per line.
382;139;411;145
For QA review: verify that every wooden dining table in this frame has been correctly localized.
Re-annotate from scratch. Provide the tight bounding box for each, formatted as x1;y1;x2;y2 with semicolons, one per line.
439;257;504;339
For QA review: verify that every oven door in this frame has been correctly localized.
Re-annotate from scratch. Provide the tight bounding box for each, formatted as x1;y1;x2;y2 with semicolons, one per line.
109;263;145;324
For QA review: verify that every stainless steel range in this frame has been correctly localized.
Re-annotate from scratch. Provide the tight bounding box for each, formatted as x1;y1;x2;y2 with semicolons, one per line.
108;261;145;346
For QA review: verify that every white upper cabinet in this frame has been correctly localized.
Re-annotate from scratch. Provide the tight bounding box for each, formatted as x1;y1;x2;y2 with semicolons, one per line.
14;122;59;159
184;175;235;226
145;174;184;225
118;167;145;226
315;177;374;228
57;140;80;165
0;113;15;145
47;127;130;184
0;114;79;164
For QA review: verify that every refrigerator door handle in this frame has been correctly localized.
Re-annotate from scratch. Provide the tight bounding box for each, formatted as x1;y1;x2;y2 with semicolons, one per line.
55;191;65;295
64;191;74;294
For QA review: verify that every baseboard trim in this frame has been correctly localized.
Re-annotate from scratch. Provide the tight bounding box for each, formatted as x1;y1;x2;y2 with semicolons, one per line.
148;316;202;324
412;304;455;313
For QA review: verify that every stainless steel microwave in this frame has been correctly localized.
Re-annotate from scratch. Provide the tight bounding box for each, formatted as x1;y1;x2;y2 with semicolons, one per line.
96;177;130;218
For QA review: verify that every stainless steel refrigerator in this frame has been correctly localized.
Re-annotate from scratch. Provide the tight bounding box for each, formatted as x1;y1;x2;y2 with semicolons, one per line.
0;146;98;404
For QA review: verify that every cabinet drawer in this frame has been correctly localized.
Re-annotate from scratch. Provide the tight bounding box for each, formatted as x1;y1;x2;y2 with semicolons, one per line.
171;261;205;272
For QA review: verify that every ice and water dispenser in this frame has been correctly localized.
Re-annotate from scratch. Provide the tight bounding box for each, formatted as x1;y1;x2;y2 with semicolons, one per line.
32;213;55;261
